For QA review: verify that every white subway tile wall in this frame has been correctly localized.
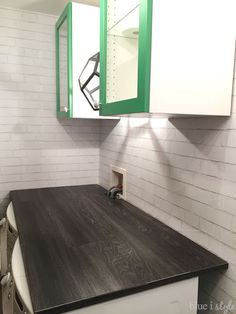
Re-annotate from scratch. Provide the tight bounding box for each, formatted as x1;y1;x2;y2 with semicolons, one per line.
100;68;236;312
0;7;100;215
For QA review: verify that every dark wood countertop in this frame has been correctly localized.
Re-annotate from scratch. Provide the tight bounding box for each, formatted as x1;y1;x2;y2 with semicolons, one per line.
10;185;228;314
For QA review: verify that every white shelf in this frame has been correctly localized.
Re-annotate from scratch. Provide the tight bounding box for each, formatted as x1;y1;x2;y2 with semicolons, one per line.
107;1;139;39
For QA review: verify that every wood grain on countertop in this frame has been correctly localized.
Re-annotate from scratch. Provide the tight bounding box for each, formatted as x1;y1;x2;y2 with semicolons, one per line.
10;185;228;314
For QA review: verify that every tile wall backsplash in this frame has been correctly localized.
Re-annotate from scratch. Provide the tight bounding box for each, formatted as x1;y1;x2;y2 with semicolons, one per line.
0;7;100;215
100;66;236;313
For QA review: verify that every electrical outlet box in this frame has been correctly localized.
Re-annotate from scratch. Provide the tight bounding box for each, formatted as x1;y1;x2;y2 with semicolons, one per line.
110;165;127;200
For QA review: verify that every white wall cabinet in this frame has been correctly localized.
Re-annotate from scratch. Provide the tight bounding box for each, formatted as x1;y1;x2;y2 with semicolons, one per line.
100;0;236;116
150;0;236;116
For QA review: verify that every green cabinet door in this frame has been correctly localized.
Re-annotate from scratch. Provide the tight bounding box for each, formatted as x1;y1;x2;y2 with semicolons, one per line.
56;3;73;118
100;0;153;116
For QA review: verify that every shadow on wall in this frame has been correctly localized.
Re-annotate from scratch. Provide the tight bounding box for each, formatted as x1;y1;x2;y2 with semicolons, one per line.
58;118;101;149
101;115;231;163
100;115;233;314
198;270;229;314
100;117;171;175
100;114;233;206
168;116;232;198
169;116;234;314
169;116;229;146
100;117;173;213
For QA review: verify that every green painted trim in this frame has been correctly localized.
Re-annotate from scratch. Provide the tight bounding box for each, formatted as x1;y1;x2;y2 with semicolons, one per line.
139;0;152;111
67;3;73;118
100;0;153;116
55;2;73;119
57;111;69;119
55;15;61;117
100;0;107;109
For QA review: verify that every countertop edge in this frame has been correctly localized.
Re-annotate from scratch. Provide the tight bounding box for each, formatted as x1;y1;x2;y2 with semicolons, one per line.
36;263;228;314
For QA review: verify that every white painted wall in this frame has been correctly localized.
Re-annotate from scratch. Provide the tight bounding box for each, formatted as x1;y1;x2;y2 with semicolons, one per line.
0;6;100;216
100;60;236;312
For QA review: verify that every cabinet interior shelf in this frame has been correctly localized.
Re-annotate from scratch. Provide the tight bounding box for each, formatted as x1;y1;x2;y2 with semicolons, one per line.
107;4;140;39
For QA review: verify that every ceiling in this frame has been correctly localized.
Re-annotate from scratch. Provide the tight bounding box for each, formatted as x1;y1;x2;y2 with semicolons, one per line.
0;0;99;15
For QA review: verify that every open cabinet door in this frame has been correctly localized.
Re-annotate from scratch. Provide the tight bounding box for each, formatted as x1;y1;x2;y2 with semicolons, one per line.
100;0;152;116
